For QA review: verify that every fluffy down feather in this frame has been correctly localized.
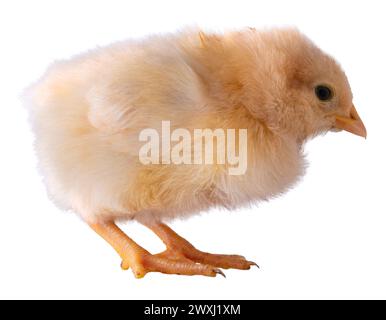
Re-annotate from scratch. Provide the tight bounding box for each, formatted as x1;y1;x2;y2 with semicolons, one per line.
26;28;354;224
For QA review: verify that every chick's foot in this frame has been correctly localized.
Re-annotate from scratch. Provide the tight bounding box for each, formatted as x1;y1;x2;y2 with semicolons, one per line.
89;221;224;278
132;251;225;278
144;222;258;270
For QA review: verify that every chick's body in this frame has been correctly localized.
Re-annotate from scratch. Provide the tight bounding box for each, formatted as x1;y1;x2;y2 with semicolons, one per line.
26;28;365;278
28;29;304;223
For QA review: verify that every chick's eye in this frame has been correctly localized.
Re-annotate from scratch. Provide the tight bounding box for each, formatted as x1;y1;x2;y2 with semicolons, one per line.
315;85;333;101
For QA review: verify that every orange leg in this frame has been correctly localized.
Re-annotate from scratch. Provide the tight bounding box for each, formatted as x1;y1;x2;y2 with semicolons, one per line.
89;221;224;278
143;222;258;270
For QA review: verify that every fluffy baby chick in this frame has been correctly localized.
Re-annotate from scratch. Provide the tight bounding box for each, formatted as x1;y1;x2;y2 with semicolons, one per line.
26;28;366;278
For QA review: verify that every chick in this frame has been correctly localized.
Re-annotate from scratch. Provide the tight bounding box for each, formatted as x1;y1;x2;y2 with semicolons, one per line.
26;28;366;278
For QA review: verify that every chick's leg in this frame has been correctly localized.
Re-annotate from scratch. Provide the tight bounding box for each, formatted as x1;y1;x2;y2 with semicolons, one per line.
144;222;258;270
89;221;224;278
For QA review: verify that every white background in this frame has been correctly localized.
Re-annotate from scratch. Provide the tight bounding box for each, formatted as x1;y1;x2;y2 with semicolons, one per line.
0;0;385;300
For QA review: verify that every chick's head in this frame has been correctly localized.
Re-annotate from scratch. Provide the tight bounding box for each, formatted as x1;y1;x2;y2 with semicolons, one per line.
232;29;367;142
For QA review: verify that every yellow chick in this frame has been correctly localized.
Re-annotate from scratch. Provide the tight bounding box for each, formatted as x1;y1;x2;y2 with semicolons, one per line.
25;28;366;278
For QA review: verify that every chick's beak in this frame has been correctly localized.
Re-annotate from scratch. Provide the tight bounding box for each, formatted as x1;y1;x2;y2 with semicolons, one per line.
334;104;367;138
